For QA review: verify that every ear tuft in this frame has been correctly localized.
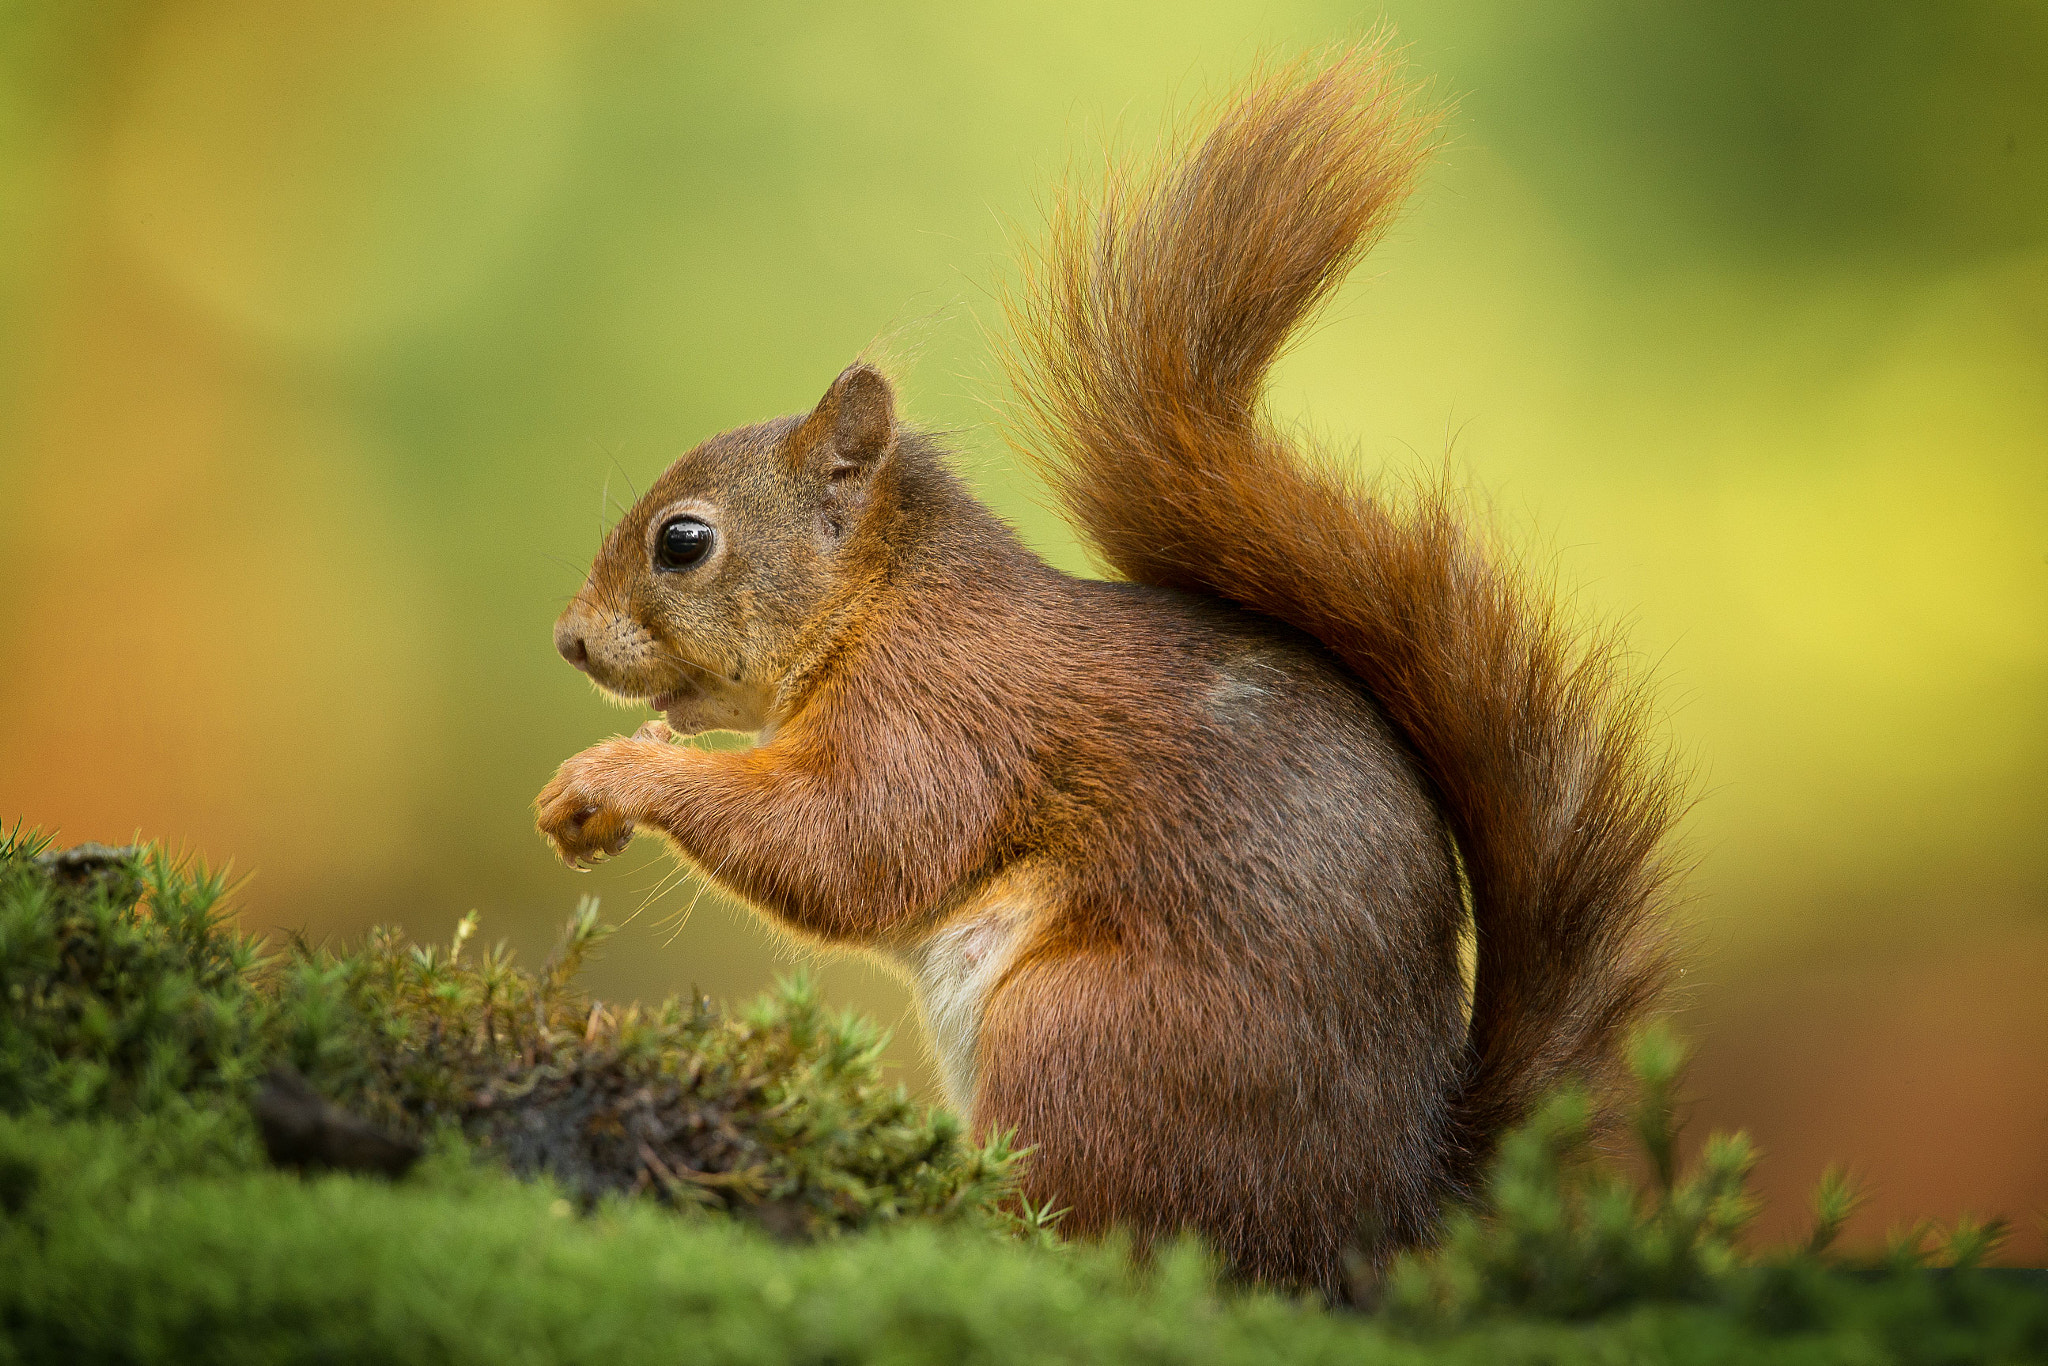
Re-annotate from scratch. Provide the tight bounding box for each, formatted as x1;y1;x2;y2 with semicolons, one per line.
798;363;897;478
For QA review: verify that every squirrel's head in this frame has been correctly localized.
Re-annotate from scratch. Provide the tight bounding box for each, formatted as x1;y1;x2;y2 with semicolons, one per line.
553;363;899;736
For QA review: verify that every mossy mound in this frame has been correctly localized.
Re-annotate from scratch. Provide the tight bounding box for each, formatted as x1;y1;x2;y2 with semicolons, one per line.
0;827;1017;1235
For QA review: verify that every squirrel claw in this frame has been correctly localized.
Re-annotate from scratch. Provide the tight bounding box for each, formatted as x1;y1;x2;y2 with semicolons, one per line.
535;760;638;870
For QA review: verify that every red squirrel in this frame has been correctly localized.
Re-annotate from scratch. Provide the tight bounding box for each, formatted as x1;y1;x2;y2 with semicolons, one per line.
536;40;1680;1293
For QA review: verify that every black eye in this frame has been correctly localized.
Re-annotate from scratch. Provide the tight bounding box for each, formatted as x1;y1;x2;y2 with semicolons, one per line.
654;516;714;571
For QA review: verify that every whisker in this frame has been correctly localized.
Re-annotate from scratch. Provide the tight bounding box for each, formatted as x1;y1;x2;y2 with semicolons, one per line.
650;641;731;689
637;860;691;911
542;553;589;583
609;451;643;505
617;854;691;931
664;851;738;947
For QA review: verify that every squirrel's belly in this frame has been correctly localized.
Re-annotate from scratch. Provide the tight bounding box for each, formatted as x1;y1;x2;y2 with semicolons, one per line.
886;868;1052;1114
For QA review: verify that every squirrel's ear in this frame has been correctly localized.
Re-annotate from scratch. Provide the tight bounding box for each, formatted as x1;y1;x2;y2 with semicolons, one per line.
795;363;896;480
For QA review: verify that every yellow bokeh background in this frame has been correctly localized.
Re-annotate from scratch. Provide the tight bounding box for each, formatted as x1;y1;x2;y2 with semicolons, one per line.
3;1;2043;1257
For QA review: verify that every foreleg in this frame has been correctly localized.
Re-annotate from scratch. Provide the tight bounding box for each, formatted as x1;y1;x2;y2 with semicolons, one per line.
535;721;989;941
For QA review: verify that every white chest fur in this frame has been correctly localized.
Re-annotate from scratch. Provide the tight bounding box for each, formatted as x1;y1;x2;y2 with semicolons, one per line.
893;905;1028;1115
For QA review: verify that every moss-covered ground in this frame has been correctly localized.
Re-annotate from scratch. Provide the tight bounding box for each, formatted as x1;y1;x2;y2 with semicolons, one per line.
2;826;2042;1364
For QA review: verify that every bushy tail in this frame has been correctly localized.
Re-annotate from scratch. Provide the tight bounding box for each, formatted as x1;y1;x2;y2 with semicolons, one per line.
999;39;1683;1193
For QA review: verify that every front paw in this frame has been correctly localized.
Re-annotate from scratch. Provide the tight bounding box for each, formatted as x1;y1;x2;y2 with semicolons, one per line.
535;743;646;869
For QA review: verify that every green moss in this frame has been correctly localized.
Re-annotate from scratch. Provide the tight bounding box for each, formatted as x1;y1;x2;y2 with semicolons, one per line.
2;1109;2042;1366
0;827;1019;1234
1379;1021;2038;1334
0;829;267;1142
4;828;2042;1364
1379;1024;1760;1321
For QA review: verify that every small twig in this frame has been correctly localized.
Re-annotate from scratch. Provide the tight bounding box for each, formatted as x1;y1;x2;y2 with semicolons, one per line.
638;1141;765;1201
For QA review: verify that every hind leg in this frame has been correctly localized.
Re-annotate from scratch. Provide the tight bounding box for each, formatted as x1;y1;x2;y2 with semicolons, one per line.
973;947;1412;1294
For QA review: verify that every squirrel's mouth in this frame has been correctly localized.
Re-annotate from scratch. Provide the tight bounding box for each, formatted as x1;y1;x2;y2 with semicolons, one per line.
647;681;702;724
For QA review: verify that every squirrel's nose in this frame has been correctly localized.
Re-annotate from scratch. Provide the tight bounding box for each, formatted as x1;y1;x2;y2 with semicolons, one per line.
554;619;590;671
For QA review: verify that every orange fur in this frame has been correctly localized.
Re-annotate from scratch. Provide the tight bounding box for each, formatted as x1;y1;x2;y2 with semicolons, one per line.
537;39;1681;1295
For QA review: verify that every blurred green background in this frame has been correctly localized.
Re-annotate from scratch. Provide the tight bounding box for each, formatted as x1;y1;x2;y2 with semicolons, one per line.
3;1;2043;1258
